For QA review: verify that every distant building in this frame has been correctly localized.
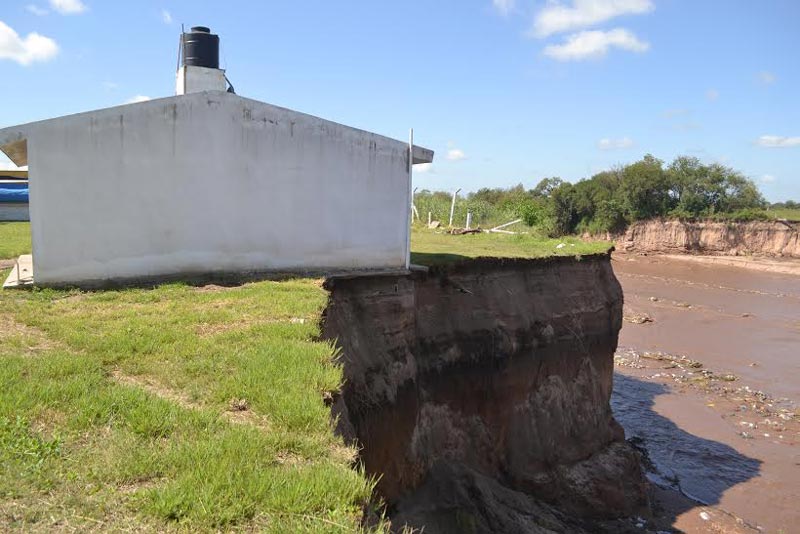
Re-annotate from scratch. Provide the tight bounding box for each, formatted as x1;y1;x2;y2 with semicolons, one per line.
0;27;433;287
0;170;29;222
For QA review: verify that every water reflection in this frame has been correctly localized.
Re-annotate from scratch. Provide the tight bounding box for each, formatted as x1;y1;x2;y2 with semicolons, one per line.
612;373;761;507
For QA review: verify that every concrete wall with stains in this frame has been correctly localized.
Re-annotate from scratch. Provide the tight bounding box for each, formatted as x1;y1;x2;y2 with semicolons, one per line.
10;92;424;285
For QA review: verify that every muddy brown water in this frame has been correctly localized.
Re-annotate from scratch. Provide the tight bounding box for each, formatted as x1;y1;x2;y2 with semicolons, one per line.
612;253;800;533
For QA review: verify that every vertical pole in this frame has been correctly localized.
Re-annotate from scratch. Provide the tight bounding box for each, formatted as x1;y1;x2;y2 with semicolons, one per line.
466;211;472;230
428;211;432;226
449;188;461;227
405;128;413;270
176;24;185;95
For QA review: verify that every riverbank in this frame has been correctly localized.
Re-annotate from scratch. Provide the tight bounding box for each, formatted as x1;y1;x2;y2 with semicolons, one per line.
613;253;800;533
618;219;800;258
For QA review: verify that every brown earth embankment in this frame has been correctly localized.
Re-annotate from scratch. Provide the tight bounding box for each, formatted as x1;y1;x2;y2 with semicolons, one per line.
322;255;649;533
617;219;800;258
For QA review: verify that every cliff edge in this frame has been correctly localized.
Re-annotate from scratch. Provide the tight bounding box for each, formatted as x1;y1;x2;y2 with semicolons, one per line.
322;254;648;533
620;219;800;258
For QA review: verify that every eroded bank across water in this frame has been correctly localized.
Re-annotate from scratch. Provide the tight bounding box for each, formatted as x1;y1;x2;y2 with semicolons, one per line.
322;254;651;533
618;219;800;258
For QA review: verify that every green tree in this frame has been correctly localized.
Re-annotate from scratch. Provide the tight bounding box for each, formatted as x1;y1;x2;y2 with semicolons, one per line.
718;169;766;211
549;182;578;236
593;199;627;233
618;154;674;220
532;177;564;198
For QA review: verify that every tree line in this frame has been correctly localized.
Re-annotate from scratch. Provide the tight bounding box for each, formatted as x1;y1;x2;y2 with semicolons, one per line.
415;154;794;237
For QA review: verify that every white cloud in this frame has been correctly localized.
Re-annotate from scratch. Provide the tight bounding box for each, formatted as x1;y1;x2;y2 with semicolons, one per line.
446;148;467;161
532;0;654;38
663;108;689;118
760;174;776;183
672;121;701;132
662;109;701;131
125;95;151;104
706;89;719;101
26;5;49;16
756;135;800;148
414;163;433;173
543;28;649;61
492;0;515;16
597;137;634;150
49;0;87;15
757;71;776;85
161;9;173;24
0;21;59;65
103;81;119;90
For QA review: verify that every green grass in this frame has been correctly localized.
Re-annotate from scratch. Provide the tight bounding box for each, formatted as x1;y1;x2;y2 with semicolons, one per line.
410;226;611;266
768;208;800;221
0;222;31;260
0;277;380;532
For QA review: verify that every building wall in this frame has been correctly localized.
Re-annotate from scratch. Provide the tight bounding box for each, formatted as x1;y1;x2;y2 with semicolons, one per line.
27;92;412;285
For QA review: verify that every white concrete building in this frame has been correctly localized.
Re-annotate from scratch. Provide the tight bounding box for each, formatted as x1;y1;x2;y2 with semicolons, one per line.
1;25;434;287
0;91;433;286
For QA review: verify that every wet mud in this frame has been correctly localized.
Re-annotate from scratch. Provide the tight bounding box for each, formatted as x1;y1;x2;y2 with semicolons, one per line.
613;253;800;533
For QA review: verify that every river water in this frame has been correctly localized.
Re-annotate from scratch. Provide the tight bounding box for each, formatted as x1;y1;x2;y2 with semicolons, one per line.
611;253;800;533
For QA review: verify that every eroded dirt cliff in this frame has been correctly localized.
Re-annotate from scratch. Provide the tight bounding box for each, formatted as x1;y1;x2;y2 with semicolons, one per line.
619;220;800;257
322;254;649;533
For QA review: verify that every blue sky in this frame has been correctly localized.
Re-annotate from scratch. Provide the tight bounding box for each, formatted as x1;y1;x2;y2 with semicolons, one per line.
1;0;798;201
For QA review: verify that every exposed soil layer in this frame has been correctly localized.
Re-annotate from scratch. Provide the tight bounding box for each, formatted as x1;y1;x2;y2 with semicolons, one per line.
322;255;650;533
618;219;800;258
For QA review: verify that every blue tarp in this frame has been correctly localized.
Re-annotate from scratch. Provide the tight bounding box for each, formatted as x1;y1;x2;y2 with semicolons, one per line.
0;182;29;203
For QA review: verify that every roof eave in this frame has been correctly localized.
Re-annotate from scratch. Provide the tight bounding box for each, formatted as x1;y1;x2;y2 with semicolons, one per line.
412;146;434;165
0;129;29;167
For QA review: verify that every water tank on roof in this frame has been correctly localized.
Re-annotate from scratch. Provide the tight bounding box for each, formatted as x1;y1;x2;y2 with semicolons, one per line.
181;26;219;69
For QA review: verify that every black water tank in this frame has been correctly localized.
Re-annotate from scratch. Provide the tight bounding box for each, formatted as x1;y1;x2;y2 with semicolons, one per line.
182;26;219;69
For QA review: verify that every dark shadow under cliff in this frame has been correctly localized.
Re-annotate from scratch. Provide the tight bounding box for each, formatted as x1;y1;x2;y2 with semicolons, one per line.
612;374;762;524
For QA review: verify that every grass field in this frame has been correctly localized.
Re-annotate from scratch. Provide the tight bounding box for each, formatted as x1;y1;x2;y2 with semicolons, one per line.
0;222;31;260
768;208;800;221
410;226;610;266
0;222;607;531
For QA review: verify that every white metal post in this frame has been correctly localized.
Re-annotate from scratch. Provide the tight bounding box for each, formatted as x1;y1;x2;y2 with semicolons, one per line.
449;188;461;227
466;211;472;230
405;128;414;270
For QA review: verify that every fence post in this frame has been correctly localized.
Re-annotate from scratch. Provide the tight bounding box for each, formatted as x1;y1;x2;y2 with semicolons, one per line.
449;188;461;227
406;128;413;270
411;187;420;222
